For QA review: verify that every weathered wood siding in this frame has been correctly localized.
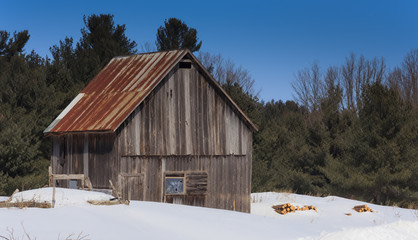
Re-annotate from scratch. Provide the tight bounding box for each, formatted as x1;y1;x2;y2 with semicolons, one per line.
51;133;119;189
118;154;251;212
51;134;85;188
51;61;253;212
117;64;251;156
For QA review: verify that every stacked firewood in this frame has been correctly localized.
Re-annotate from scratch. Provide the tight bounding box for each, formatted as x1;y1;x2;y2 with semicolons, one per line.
353;204;373;213
272;203;317;215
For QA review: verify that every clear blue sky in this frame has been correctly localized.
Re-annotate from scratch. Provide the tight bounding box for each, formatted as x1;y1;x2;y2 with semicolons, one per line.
1;0;417;102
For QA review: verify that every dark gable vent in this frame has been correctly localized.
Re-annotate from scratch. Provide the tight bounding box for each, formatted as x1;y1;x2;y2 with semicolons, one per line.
179;60;192;69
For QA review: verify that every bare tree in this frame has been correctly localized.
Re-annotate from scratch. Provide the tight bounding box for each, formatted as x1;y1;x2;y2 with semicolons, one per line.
197;52;256;95
401;49;418;105
293;54;387;112
324;67;339;90
292;67;311;109
139;42;156;53
292;62;324;111
342;54;355;111
387;67;402;95
342;54;386;111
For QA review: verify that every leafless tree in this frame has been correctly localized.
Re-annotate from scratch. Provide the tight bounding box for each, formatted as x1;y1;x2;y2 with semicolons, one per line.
387;67;403;95
293;54;387;112
324;67;339;91
139;42;156;53
401;49;418;105
197;52;256;95
342;54;355;111
341;54;386;111
292;62;324;112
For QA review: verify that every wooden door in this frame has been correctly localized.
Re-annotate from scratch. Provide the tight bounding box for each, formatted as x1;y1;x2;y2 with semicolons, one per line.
119;173;143;200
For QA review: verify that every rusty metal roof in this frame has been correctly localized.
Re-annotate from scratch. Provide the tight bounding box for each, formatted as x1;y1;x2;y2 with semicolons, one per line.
45;49;257;134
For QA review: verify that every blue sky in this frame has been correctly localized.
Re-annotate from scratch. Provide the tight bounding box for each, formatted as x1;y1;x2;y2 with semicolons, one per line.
1;0;417;102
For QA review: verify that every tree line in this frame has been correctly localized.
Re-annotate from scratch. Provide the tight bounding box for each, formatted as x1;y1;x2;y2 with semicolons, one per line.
0;14;416;208
250;52;417;207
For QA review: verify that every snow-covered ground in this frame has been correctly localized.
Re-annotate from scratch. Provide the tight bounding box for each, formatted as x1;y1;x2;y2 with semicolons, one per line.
0;188;417;239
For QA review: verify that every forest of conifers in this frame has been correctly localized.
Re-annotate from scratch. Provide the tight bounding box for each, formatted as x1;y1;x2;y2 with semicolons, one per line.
0;14;416;208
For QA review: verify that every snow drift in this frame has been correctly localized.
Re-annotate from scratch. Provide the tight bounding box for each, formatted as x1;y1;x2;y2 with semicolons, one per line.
0;188;417;239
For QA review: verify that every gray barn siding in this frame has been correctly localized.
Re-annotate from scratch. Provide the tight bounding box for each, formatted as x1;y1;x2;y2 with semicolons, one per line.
117;65;250;156
51;62;253;212
119;155;251;212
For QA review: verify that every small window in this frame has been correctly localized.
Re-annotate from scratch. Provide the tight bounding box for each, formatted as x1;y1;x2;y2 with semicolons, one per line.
165;174;185;195
179;61;192;69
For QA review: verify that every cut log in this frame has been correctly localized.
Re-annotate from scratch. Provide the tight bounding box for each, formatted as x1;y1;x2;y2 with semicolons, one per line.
87;199;129;206
353;204;373;213
273;203;318;215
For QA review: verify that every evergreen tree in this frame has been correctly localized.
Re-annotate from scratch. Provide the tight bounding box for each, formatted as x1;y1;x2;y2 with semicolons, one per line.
156;18;202;52
0;30;30;58
0;31;55;194
355;82;416;205
74;14;137;84
47;14;138;108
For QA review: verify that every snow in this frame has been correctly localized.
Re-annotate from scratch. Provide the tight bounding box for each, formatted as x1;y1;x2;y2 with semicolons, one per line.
252;192;418;239
0;189;417;239
8;188;111;207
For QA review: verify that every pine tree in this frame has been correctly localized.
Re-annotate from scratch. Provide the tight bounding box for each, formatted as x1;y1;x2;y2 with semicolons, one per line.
156;18;202;52
74;14;137;84
0;31;55;194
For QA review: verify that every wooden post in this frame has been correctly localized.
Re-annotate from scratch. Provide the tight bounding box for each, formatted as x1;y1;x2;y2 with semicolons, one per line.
83;133;89;180
52;175;56;208
85;177;93;190
109;180;120;199
48;166;52;187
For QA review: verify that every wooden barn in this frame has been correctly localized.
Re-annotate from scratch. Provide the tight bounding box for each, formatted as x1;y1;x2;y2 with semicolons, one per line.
44;49;257;213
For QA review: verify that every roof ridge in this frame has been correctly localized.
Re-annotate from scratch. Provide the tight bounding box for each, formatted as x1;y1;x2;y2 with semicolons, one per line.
113;49;188;60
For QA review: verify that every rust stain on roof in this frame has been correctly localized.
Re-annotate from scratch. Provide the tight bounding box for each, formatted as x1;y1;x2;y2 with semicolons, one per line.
46;50;187;133
45;49;258;134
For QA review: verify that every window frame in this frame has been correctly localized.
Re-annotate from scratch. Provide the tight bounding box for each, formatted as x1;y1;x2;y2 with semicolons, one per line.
165;173;185;195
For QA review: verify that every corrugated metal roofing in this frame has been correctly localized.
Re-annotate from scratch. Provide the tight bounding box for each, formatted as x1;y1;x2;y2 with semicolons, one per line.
45;49;257;134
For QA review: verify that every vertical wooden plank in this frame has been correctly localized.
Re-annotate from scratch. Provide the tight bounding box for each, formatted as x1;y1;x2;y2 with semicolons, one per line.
207;80;215;154
160;157;165;202
134;109;141;155
83;134;89;178
202;77;209;155
51;136;61;174
179;69;187;155
184;68;192;154
162;77;169;155
190;68;197;154
168;71;176;154
174;70;181;154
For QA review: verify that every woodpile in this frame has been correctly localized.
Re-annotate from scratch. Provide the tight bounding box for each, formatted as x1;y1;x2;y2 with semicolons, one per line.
87;199;129;206
353;204;373;213
272;203;317;215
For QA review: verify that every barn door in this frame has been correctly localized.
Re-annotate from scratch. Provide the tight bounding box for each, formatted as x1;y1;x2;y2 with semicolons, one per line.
118;173;143;200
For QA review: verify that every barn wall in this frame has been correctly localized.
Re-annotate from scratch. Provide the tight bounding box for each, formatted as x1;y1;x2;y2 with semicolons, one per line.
116;63;253;212
118;155;251;213
117;64;251;156
51;133;118;189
